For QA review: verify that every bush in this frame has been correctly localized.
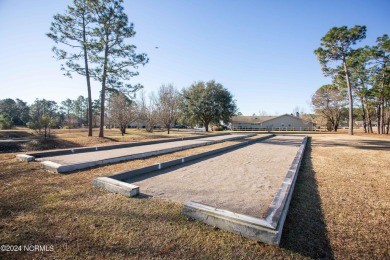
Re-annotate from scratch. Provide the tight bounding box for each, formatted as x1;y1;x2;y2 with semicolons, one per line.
0;114;13;129
24;139;59;151
212;125;223;131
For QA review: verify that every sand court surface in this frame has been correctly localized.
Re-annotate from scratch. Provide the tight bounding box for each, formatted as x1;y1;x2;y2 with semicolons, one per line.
126;135;305;218
30;134;250;172
36;135;242;164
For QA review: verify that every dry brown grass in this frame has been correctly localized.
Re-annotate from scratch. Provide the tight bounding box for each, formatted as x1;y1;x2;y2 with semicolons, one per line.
333;128;390;140
0;128;207;153
0;128;35;138
0;132;389;259
306;134;389;259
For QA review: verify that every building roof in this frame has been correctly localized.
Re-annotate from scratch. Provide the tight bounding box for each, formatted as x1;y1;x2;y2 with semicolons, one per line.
232;114;310;124
232;115;277;124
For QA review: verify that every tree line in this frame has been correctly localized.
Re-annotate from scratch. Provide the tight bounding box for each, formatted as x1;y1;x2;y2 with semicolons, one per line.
313;26;389;134
0;80;237;136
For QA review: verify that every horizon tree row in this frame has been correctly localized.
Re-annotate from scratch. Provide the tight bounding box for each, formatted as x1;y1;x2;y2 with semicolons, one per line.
98;81;236;135
0;80;238;136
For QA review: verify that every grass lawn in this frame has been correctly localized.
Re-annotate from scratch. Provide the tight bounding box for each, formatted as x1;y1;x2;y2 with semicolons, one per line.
0;130;389;259
0;128;208;152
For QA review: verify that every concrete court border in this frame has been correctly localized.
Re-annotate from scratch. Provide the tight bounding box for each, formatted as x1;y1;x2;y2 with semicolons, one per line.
16;133;232;162
92;134;275;196
38;133;256;173
92;134;306;245
182;135;308;245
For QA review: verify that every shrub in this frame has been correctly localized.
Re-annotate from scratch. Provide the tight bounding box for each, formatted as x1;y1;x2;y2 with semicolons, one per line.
212;125;223;131
0;114;13;129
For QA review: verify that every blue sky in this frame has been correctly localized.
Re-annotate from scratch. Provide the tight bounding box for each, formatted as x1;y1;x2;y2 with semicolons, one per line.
0;0;388;115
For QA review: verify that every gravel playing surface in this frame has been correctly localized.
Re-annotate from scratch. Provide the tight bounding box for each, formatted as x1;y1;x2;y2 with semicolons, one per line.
126;135;305;218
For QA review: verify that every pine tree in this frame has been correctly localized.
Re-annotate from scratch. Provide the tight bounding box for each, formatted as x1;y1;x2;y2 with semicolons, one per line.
47;0;94;136
315;25;366;135
90;0;148;137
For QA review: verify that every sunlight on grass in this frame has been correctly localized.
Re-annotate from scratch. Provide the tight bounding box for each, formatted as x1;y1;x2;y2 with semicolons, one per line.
1;133;389;258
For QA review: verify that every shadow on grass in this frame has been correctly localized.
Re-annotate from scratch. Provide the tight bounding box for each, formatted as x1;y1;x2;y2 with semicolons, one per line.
23;138;84;151
94;136;119;143
1;136;123;153
313;138;390;151
0;142;23;153
280;137;334;259
135;193;153;199
0;130;34;138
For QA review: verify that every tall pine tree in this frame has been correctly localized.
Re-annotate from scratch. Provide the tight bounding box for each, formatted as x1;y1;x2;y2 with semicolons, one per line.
47;0;94;136
90;0;148;137
315;25;366;135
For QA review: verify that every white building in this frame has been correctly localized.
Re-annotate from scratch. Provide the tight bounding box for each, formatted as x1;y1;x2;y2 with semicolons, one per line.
231;114;314;131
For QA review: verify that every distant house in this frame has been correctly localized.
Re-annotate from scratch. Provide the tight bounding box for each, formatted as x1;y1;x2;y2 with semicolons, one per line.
128;121;145;128
355;120;378;128
231;114;314;131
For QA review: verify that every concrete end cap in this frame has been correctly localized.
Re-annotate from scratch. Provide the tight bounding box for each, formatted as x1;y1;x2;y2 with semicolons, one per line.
93;177;140;197
16;154;35;162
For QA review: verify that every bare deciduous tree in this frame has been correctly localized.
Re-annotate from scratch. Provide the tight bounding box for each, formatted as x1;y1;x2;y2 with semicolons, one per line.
138;91;158;132
312;84;347;131
154;84;180;134
258;110;268;116
109;92;137;136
